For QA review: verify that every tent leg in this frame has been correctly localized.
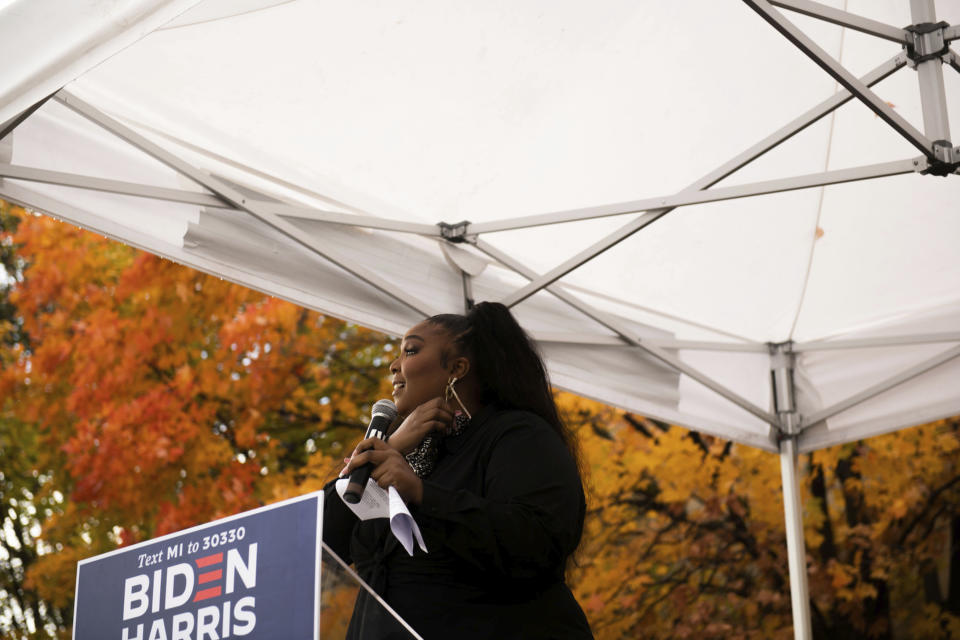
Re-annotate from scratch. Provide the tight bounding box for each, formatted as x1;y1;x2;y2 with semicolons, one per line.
910;0;952;142
780;435;812;640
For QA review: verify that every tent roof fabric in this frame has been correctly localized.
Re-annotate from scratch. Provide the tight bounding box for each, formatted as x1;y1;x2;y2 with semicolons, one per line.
1;0;959;455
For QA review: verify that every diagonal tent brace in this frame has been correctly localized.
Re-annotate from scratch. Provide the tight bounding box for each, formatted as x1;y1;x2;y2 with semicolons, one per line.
770;0;909;44
472;52;907;234
749;0;960;175
489;49;912;311
743;0;934;157
801;343;960;428
107;111;445;235
473;53;910;316
497;210;664;309
949;50;960;74
475;238;779;430
947;49;960;73
53;89;440;318
498;158;918;308
492;50;909;309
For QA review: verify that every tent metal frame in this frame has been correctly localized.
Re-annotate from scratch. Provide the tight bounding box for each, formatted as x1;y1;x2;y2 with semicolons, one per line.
795;331;960;350
802;343;960;427
474;238;779;427
0;3;958;638
759;3;955;637
746;0;934;157
0;7;955;431
780;436;812;639
0;163;439;235
495;157;919;307
52;90;442;318
470;51;909;234
770;1;907;42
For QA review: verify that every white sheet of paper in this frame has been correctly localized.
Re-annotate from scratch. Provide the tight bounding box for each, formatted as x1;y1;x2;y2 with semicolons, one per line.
335;478;427;556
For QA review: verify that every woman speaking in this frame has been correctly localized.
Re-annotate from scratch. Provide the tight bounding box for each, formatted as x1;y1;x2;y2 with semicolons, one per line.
324;302;593;639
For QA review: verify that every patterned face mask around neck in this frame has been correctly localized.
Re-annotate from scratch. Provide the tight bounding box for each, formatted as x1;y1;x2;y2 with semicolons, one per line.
405;378;472;478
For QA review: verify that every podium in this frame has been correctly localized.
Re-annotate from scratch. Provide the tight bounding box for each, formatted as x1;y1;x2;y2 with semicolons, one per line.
73;492;423;639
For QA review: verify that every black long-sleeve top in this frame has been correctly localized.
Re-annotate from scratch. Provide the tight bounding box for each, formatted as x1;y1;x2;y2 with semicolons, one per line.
323;406;594;639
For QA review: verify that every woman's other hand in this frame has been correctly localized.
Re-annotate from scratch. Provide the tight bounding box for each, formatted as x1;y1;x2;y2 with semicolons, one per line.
340;438;424;505
387;397;452;455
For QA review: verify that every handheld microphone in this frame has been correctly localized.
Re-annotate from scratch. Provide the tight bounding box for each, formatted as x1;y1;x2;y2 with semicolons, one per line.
343;399;398;504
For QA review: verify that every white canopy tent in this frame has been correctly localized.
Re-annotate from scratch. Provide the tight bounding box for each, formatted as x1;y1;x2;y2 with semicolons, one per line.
1;1;958;637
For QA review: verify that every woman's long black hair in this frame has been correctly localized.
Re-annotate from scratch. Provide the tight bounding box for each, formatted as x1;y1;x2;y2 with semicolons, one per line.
427;301;582;474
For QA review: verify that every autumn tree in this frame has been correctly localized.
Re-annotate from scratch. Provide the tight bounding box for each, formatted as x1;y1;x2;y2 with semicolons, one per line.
564;391;960;639
804;419;960;638
1;200;72;638
562;395;795;638
0;203;393;637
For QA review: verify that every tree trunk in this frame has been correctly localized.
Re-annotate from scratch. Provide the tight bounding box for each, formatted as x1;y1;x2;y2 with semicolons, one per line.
947;515;960;615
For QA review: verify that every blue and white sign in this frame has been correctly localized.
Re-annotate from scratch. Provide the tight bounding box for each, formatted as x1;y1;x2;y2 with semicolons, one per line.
73;492;324;640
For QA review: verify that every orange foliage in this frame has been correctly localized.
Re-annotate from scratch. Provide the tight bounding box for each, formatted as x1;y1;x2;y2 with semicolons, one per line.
1;209;392;617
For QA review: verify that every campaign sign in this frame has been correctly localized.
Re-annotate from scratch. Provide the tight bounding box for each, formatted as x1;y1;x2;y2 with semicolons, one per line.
73;492;323;640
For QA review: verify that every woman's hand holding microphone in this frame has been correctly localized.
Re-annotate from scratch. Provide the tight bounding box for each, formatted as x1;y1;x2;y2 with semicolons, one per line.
339;396;453;505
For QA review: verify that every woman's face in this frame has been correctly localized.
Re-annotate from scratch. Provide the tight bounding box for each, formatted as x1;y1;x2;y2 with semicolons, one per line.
390;321;454;416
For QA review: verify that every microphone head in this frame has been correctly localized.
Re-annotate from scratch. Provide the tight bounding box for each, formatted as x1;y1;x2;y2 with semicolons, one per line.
371;398;398;422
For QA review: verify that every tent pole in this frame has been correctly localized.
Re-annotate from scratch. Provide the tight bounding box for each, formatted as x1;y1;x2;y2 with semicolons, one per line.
780;436;813;640
910;0;952;143
771;342;812;639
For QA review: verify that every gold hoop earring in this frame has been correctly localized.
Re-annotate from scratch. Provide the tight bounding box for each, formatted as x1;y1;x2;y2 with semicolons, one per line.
445;376;472;420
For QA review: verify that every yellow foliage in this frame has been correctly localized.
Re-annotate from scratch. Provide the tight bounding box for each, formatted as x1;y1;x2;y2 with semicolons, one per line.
562;388;960;639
